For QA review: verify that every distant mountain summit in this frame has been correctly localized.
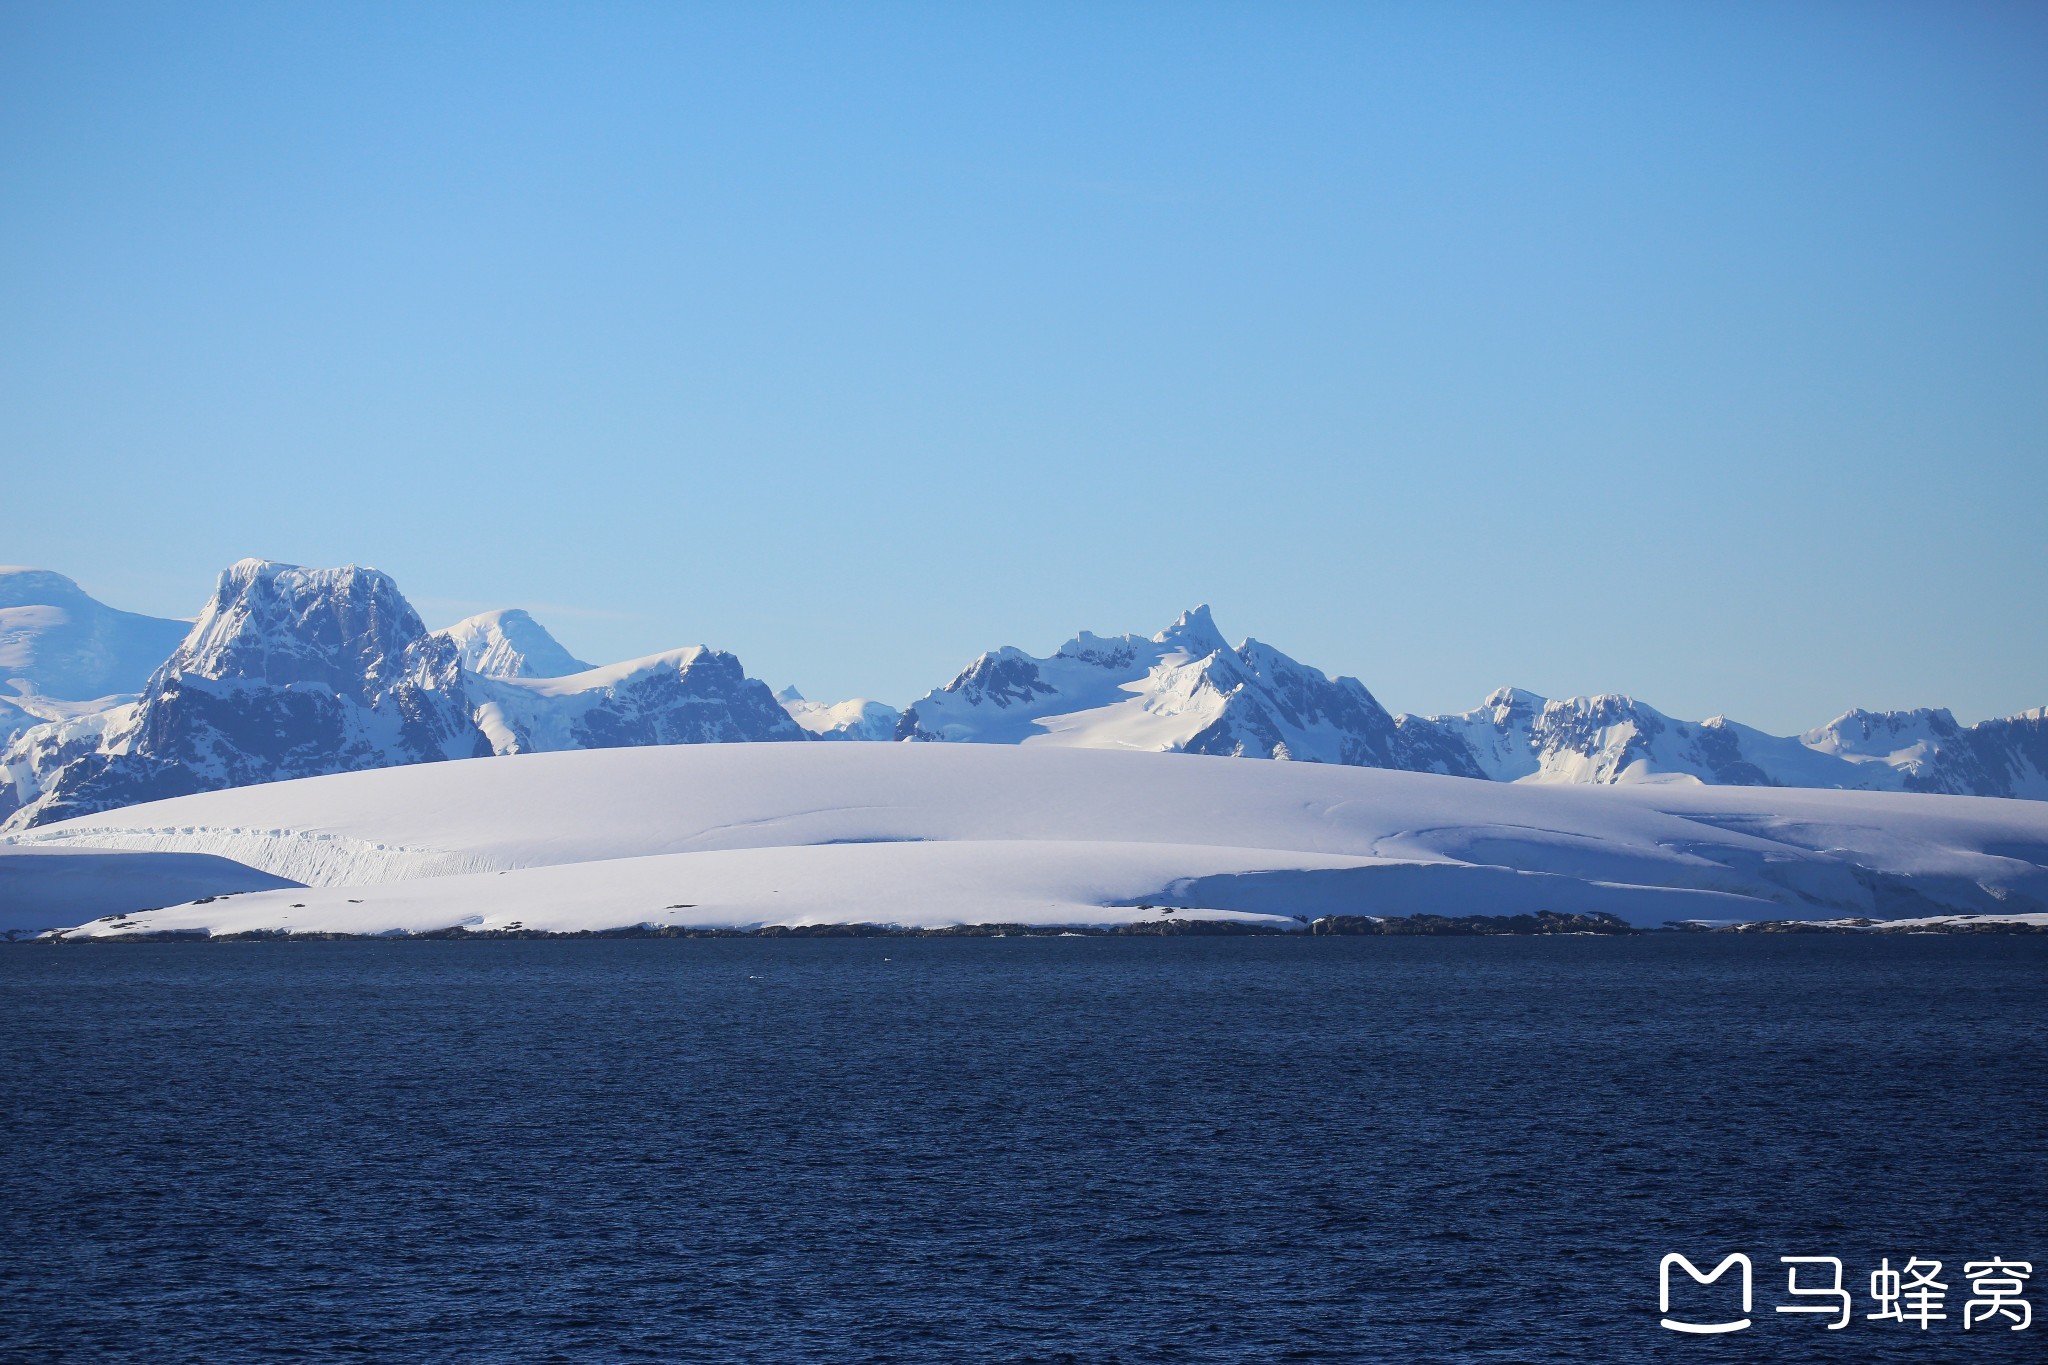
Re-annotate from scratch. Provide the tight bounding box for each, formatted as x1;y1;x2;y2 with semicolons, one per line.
472;649;803;753
1800;706;2048;799
777;686;902;742
435;608;591;679
1400;689;2048;798
0;567;189;740
897;604;1469;772
435;606;799;753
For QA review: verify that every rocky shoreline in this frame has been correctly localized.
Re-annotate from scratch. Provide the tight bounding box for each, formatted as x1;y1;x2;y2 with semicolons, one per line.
1671;915;2048;935
18;907;2048;943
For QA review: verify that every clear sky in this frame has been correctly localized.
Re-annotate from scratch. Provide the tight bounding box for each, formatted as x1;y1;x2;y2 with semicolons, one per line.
3;2;2043;731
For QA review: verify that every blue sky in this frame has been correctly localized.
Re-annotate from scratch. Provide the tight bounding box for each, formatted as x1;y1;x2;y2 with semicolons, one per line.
3;2;2043;731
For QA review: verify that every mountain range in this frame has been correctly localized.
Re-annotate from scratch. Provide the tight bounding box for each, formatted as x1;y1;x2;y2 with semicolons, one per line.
1;559;2041;831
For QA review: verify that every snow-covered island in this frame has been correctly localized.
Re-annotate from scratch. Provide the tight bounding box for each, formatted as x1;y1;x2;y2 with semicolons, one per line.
7;741;2047;939
2;558;2046;939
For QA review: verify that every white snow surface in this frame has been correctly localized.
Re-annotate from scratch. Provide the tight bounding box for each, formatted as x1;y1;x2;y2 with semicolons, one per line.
14;743;2048;937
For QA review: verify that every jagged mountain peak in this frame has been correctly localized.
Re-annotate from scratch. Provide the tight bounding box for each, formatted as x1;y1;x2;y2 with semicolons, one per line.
173;559;429;698
1804;706;1962;754
1477;686;1545;716
1153;603;1228;656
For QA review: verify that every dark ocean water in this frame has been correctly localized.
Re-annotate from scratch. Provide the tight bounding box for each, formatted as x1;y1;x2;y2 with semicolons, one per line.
3;936;2043;1362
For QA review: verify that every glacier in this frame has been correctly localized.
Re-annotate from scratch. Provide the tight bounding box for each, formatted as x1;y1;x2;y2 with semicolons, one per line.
12;742;2047;937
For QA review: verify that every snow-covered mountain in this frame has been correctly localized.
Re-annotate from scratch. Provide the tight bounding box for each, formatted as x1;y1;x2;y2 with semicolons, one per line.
778;686;903;742
0;561;489;829
1401;688;1870;788
1800;706;2048;799
0;568;189;741
435;608;591;679
472;650;803;753
897;605;1471;771
0;561;801;830
884;608;2045;800
4;565;2043;823
1398;689;2048;798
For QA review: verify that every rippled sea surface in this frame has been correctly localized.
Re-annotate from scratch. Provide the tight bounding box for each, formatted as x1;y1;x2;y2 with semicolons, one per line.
4;936;2044;1361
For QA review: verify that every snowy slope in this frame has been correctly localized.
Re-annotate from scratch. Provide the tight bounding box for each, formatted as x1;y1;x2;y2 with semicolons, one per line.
0;567;189;701
16;743;2047;936
434;608;591;679
0;687;135;747
0;568;188;741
